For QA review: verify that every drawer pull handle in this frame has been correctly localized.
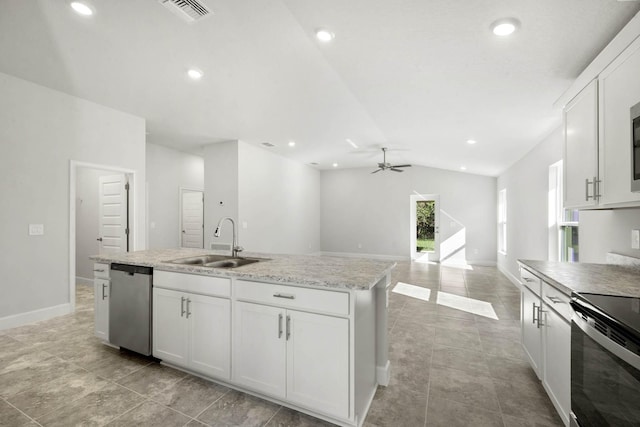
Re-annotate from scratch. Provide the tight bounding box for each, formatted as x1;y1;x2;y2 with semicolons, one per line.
548;296;563;304
181;297;186;317
533;302;539;327
102;283;108;300
186;298;191;319
93;269;105;273
523;277;534;283
273;293;295;300
286;315;291;340
278;313;283;338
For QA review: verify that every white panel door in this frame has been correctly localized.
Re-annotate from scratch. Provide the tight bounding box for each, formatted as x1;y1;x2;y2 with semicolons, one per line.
233;301;286;398
286;310;350;419
98;174;127;254
181;190;204;248
153;288;189;365
189;294;231;380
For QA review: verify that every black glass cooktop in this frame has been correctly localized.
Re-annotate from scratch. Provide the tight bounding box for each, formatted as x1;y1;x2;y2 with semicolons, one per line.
573;293;640;341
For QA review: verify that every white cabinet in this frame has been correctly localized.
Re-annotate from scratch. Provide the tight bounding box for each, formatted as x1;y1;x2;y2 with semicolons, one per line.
542;301;571;426
153;272;231;380
93;263;110;341
521;283;543;378
564;79;599;209
520;267;571;427
598;36;640;206
233;283;350;420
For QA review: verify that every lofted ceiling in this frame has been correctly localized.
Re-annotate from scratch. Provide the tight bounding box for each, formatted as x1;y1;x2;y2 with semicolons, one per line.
0;1;639;176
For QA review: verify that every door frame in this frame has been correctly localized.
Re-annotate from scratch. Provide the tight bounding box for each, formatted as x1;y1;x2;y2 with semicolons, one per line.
178;187;204;248
69;160;137;312
409;194;440;261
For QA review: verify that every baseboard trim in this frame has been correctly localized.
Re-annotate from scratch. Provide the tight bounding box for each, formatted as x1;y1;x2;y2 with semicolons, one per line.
76;276;93;287
376;359;391;386
0;303;72;331
498;264;521;289
468;260;497;267
319;251;409;261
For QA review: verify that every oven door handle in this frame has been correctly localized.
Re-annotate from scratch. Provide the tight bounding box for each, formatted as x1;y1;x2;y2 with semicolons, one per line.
572;311;640;371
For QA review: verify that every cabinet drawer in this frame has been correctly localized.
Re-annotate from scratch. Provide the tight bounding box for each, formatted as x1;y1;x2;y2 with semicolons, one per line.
154;271;230;298
542;281;571;322
520;268;541;296
235;280;349;317
93;263;110;279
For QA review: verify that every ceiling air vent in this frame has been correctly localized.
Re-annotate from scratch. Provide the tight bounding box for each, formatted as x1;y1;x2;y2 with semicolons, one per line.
159;0;212;23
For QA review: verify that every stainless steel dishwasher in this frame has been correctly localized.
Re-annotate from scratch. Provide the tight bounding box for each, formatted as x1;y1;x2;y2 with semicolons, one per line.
109;263;153;356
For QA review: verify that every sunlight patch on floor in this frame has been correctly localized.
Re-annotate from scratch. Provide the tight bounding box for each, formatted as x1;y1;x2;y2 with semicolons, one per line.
392;282;432;302
436;291;499;320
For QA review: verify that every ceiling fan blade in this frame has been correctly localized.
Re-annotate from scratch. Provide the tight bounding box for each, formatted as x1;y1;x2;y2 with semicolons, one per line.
371;169;383;174
391;164;412;168
390;168;404;172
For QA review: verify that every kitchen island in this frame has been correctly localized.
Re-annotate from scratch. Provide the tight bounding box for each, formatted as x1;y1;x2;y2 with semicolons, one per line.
90;249;396;427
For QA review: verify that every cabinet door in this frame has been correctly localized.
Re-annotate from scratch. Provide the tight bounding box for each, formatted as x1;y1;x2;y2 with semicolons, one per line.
521;286;543;378
564;79;599;209
153;288;188;365
94;279;109;341
189;294;231;380
598;37;640;206
543;307;570;426
233;301;286;398
286;310;349;419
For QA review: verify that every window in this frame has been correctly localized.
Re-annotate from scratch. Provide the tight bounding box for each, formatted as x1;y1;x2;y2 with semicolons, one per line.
549;161;579;262
498;189;507;254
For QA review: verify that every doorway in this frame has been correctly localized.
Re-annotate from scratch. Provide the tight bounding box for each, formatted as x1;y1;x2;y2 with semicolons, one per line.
410;194;440;262
70;160;136;311
180;188;204;249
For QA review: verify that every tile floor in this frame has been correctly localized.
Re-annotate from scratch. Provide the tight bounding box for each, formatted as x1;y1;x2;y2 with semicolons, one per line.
0;262;563;427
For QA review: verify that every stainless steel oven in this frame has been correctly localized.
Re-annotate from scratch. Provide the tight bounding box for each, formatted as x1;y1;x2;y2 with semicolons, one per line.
570;293;640;426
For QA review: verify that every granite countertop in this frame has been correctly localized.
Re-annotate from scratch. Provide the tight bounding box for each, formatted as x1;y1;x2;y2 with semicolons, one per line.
90;248;396;291
518;259;640;298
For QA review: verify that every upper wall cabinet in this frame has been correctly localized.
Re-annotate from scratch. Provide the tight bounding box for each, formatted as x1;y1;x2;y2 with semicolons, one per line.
564;80;599;209
598;36;640;206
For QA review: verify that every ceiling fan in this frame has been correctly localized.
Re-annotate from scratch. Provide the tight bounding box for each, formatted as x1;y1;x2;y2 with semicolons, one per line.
371;147;412;174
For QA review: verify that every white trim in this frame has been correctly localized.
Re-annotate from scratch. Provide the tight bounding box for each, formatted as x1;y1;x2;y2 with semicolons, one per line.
376;359;390;386
0;303;71;331
318;251;409;261
468;260;497;267
498;264;522;289
70;160;137;316
76;276;93;287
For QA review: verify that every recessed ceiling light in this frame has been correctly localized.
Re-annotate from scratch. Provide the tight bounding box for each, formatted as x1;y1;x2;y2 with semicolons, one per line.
187;68;203;80
71;2;94;16
288;141;296;147
460;166;467;171
332;162;338;168
316;29;335;42
491;18;519;36
346;138;358;149
467;139;477;145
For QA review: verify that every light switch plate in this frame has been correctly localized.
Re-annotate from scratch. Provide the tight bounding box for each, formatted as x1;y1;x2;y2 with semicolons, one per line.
29;224;44;236
632;229;640;250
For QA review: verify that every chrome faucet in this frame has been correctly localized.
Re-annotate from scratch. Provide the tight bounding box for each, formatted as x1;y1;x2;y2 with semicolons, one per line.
214;217;243;258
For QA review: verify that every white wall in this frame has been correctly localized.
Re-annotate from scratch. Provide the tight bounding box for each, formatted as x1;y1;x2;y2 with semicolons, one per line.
204;141;239;250
238;141;321;254
579;208;640;262
75;167;115;284
146;143;204;249
0;72;145;324
496;127;563;281
320;165;497;262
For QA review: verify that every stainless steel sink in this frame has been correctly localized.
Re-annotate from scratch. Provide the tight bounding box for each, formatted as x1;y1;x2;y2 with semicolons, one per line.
167;255;266;269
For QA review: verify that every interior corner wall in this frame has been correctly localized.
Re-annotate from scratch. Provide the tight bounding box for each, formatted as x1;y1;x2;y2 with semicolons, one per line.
146;143;204;249
320;165;497;262
203;141;239;250
237;141;321;254
0;71;146;322
496;127;563;282
75;167;116;284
